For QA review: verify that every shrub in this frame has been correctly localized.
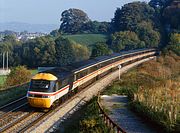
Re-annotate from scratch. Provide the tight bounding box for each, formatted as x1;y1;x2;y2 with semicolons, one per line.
5;66;31;87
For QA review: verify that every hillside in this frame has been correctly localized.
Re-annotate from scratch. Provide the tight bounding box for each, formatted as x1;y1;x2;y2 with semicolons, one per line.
63;34;108;47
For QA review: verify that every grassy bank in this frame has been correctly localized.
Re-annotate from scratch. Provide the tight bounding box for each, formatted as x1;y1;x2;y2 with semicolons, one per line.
63;34;108;47
55;97;111;133
102;53;180;132
0;83;28;106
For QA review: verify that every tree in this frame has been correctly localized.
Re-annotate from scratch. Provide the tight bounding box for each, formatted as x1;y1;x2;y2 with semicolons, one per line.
21;36;56;67
109;31;145;52
112;2;155;32
136;21;160;48
55;37;90;66
82;21;111;34
91;43;112;58
50;29;61;37
59;8;90;34
163;1;180;30
0;35;22;67
149;0;172;9
5;66;31;86
166;33;180;55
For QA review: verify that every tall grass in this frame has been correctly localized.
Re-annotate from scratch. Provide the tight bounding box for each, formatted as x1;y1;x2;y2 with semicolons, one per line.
103;53;180;132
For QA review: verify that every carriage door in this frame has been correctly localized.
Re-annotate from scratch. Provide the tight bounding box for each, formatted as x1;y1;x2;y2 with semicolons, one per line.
68;74;74;91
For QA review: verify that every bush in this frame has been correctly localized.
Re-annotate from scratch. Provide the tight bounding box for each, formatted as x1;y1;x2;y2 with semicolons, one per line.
5;66;31;87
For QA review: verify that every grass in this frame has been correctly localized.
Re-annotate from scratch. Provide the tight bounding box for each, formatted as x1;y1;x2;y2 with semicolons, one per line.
0;75;6;86
63;34;108;47
0;83;29;106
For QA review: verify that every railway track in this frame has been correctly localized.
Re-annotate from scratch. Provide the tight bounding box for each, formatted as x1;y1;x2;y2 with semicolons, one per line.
0;96;27;116
0;97;29;132
0;88;82;132
0;50;157;132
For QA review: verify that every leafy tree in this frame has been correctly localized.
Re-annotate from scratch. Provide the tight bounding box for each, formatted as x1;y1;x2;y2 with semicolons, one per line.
149;0;173;9
50;29;61;37
0;35;22;67
166;33;180;55
3;35;16;42
136;21;160;48
59;8;90;34
109;31;145;52
55;37;90;66
91;43;112;58
21;36;56;67
112;2;155;32
5;66;31;86
163;1;180;30
82;21;111;34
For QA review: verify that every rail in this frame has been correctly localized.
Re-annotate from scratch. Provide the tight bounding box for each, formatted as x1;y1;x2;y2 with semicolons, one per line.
97;94;126;133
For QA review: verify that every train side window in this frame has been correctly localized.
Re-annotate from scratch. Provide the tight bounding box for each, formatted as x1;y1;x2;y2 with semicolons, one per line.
55;82;59;91
80;69;87;78
77;72;81;79
74;74;77;81
61;78;69;88
88;65;96;74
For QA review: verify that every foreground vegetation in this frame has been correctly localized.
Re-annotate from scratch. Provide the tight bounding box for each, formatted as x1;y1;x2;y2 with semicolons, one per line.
55;97;110;133
103;52;180;132
0;66;36;106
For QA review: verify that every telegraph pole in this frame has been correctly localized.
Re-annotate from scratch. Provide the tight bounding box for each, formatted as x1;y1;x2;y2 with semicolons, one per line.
2;52;5;70
6;52;8;70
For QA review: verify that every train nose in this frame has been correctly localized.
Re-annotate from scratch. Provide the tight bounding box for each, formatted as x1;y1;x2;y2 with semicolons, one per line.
28;97;51;108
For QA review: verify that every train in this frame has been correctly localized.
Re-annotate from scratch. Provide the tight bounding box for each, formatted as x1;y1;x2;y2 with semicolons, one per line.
27;48;157;108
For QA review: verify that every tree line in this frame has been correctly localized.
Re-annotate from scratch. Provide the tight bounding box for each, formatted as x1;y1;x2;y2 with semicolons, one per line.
0;0;179;68
0;35;90;68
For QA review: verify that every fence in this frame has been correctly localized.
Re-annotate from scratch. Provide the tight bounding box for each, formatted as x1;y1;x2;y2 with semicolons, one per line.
97;95;126;133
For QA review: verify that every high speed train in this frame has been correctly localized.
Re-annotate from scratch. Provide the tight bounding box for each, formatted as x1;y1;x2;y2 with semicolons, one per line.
27;49;157;108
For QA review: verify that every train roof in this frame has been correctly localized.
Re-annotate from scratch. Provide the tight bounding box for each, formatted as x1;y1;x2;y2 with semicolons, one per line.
41;48;156;79
42;67;72;80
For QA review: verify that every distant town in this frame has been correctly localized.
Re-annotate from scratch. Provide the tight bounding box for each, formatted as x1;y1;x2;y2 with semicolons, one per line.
0;30;47;42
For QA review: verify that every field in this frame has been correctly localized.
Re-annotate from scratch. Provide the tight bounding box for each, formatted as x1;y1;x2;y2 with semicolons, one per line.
0;75;6;86
63;34;108;47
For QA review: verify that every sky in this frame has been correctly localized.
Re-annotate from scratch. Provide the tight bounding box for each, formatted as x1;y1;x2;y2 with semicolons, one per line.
0;0;150;25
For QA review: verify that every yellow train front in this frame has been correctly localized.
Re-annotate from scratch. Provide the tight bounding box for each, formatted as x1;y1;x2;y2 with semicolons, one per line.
27;73;58;108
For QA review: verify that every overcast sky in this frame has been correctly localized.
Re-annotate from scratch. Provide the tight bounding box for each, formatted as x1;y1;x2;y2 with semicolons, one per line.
0;0;150;24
